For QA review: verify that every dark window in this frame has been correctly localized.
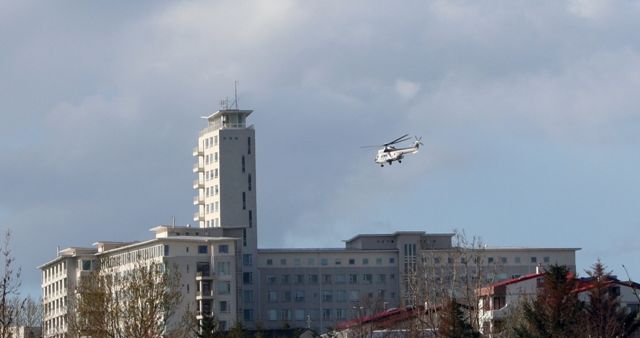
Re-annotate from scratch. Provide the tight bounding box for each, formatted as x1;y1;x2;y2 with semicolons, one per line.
244;309;254;322
243;254;252;266
198;245;208;254
242;192;246;210
242;156;245;173
248;174;252;191
243;228;247;247
243;272;253;285
164;245;170;256
218;244;229;254
196;262;210;277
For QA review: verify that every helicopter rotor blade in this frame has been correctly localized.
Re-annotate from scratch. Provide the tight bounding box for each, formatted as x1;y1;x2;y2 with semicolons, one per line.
384;134;411;146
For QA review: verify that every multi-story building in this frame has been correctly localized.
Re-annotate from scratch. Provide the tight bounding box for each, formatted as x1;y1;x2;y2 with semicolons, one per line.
40;106;579;336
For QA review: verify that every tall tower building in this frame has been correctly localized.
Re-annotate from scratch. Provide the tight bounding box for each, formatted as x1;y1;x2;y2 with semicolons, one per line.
194;108;259;325
193;108;257;251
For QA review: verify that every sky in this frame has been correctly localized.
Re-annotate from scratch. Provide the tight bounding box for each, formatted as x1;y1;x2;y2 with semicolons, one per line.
1;0;640;297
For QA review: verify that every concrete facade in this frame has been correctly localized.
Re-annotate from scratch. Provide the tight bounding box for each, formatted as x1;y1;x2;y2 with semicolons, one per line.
40;106;580;336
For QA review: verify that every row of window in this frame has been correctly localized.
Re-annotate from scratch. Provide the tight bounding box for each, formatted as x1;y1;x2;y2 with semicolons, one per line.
266;256;395;267
204;152;218;164
267;288;388;303
267;308;349;321
164;244;228;256
205;185;219;197
204;136;218;148
205;202;219;214
486;256;551;264
266;273;394;285
205;169;218;180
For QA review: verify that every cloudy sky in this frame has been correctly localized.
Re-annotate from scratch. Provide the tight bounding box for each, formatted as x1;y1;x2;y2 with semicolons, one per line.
2;0;640;296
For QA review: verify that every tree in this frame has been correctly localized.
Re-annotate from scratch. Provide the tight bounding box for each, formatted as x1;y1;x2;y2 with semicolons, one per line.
68;260;183;338
408;230;496;335
437;298;480;338
515;264;583;338
228;321;247;338
190;313;220;338
15;296;43;328
0;230;24;338
583;260;638;338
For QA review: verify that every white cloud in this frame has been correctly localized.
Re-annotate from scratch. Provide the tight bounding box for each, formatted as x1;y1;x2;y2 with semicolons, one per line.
395;79;421;100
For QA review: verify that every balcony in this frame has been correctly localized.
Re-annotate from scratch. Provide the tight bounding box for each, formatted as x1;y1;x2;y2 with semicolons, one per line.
196;289;215;300
193;196;204;205
192;146;204;157
193;212;204;222
480;304;511;322
192;162;204;173
196;271;214;281
192;179;204;189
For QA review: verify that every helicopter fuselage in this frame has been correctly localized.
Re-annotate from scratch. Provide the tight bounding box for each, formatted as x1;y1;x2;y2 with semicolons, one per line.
374;142;420;166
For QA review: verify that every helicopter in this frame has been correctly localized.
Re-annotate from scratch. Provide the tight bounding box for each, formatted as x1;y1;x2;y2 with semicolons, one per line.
362;134;423;167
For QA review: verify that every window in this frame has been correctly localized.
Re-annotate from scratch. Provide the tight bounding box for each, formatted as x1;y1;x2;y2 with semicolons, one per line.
500;257;507;264
164;245;170;256
243;254;252;266
243;272;253;285
488;257;494;264
363;274;373;284
215;262;229;276
295;274;304;284
377;274;386;284
307;258;315;265
198;245;208;254
321;258;328;266
543;256;550;263
244;309;254;322
348;258;355;265
336;290;347;302
322;274;332;284
376;257;383;265
322;290;333;302
531;256;537;263
515;256;521;264
268;291;278;302
281;309;292;321
242;156;245;173
334;274;346;284
389;257;395;264
218;244;229;254
295;309;305;321
82;260;92;271
281;274;290;284
349;274;358;284
248;174;252;191
197;262;210;276
214;169;218;178
248;210;253;227
214;152;218;162
280;258;287;266
349;290;360;301
295;290;305;302
216;281;230;294
308;274;318;284
214;135;218;145
243;290;253;304
294;258;301;266
322;308;331;320
283;291;292;302
336;308;347;320
219;301;228;313
362;258;369;265
268;309;278;321
242;192;246;210
267;259;273;266
335;258;342;265
267;275;277;284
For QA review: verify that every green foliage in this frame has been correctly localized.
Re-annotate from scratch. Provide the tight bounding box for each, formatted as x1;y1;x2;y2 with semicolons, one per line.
437;298;480;338
515;265;583;338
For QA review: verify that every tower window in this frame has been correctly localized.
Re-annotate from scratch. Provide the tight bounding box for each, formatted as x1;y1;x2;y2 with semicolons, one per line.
242;156;245;173
242;192;246;210
248;174;252;191
248;137;252;154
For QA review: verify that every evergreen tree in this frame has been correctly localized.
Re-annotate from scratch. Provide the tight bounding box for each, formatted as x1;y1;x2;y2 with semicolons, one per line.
584;259;638;338
193;314;220;338
437;298;480;338
515;265;584;338
228;321;247;338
